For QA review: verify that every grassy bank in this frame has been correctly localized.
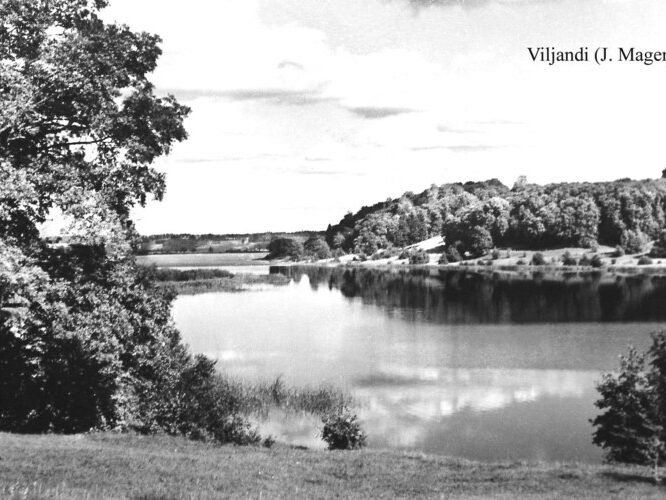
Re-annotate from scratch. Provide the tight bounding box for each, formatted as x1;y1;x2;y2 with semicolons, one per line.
1;433;664;499
148;268;291;294
158;274;290;294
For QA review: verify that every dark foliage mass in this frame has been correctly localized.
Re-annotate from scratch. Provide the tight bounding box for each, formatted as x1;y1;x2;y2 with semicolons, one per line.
531;252;546;266
267;237;304;260
321;409;367;450
592;332;666;481
650;230;666;258
303;236;332;260
325;178;666;257
400;248;429;264
0;0;260;444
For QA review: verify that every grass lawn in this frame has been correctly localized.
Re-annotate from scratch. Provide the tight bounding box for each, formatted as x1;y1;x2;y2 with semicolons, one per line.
1;433;664;499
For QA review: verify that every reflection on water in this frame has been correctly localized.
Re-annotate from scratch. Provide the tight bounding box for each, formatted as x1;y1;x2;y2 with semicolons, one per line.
172;267;666;463
355;367;599;460
273;266;666;323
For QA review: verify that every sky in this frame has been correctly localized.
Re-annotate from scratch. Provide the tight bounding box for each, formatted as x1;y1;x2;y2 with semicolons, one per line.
101;0;666;234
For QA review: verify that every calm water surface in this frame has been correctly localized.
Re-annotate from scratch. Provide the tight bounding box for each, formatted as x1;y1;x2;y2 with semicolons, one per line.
170;263;666;462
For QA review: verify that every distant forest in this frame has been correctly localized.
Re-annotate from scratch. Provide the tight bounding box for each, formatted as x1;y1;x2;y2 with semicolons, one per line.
138;231;322;254
324;177;666;257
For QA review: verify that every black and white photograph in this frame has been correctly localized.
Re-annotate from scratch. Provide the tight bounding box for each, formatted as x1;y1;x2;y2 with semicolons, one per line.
4;0;666;498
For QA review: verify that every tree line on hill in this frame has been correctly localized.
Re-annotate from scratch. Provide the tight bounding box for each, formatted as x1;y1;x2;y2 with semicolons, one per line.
323;177;666;258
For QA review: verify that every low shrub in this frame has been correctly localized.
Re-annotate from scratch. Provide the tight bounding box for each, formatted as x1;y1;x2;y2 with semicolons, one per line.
491;248;501;260
321;408;367;450
141;355;262;445
613;245;625;258
438;253;448;265
561;251;577;266
445;246;462;263
516;259;526;266
371;248;400;260
590;254;604;268
384;247;401;258
638;256;654;266
531;252;546;266
408;249;429;265
579;254;592;266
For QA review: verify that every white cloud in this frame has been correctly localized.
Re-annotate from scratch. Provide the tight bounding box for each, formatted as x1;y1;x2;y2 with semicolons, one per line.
105;0;666;233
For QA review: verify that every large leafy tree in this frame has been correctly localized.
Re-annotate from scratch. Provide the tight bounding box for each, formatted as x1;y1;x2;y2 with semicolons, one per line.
0;1;253;439
1;0;189;245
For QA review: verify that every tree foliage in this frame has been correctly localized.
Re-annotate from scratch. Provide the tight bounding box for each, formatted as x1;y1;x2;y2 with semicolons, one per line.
325;178;666;257
303;236;331;260
321;408;367;451
0;0;259;443
651;230;666;258
592;332;666;482
267;237;304;260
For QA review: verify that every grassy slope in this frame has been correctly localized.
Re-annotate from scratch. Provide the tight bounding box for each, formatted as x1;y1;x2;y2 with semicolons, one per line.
1;433;664;499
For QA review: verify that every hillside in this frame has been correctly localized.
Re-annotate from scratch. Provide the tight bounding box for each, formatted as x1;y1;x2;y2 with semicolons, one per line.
1;432;664;499
324;178;666;260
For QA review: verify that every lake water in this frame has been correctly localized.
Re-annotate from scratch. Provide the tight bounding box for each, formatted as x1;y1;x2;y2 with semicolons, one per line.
166;259;666;462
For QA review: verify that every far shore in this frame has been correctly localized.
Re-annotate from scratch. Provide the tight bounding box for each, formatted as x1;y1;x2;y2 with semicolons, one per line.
273;245;666;277
137;246;666;290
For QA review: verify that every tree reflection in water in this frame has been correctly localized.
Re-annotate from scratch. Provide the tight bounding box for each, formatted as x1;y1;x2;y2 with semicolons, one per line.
271;267;666;324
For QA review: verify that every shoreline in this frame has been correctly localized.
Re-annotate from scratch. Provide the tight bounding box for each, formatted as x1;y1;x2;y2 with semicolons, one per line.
269;245;666;277
274;260;666;276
